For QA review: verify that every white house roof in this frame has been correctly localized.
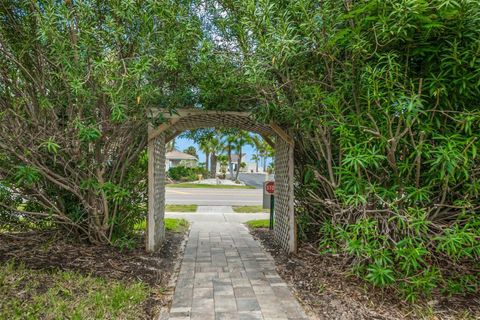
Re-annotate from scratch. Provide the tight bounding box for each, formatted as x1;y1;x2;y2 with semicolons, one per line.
166;150;197;160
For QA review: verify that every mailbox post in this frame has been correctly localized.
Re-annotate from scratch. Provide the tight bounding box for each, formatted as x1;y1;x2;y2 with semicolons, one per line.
264;181;275;230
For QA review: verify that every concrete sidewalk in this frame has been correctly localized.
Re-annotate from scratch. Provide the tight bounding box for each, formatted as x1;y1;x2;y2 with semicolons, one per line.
167;207;308;320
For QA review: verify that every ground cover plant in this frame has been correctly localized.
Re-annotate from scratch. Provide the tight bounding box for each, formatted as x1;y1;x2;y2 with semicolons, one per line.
163;218;189;232
165;204;198;212
251;227;480;319
233;205;268;213
0;261;148;320
0;225;188;319
134;218;190;234
246;219;270;229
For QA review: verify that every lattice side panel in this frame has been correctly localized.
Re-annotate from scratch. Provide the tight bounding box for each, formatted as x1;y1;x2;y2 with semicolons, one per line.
147;132;166;251
274;137;295;252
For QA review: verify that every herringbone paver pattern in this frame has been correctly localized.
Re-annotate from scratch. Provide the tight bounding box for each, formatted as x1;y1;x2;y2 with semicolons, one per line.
168;221;308;320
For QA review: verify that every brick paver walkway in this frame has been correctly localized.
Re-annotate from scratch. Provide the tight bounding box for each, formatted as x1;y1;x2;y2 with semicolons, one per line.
168;217;308;320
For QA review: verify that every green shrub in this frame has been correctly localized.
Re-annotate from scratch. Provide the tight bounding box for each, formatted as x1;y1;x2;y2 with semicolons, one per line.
203;0;480;302
167;166;208;181
0;1;200;244
315;215;479;302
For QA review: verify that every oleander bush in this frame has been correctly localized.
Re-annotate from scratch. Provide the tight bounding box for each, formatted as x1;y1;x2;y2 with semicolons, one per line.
0;1;200;243
203;0;480;301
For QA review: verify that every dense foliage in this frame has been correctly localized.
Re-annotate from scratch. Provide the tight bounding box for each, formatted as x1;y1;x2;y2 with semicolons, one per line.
202;0;480;301
1;0;479;302
167;166;208;182
0;1;200;244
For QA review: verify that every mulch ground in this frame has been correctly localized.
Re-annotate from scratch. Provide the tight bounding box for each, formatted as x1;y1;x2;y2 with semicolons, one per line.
0;230;187;319
250;228;480;320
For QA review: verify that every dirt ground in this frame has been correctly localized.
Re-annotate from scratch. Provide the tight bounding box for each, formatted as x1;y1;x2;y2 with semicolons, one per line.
250;228;480;320
0;230;187;319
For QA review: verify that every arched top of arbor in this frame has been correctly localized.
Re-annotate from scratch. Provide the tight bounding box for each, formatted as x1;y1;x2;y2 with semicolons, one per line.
148;109;292;147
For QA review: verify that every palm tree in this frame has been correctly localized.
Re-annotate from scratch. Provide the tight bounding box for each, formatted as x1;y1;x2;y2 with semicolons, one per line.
222;134;238;180
250;135;264;173
209;135;224;178
232;131;254;180
217;154;228;179
258;140;274;172
251;153;260;172
183;146;198;158
198;139;211;176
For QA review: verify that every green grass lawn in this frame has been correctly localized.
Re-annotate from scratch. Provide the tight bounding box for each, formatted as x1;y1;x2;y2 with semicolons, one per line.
233;205;269;213
134;218;189;233
165;204;197;212
166;183;255;189
0;261;148;319
245;219;271;229
164;218;189;232
135;204;197;212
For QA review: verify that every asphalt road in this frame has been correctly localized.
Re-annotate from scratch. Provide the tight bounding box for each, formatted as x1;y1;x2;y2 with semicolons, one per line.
165;187;263;205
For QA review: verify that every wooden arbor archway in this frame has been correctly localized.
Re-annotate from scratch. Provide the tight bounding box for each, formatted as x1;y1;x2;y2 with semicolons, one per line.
146;109;295;253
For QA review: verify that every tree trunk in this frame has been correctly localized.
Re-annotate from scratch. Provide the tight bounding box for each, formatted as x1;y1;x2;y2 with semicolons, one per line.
210;152;217;178
235;147;242;181
263;156;267;172
255;159;258;172
205;151;210;178
228;145;234;180
85;194;110;244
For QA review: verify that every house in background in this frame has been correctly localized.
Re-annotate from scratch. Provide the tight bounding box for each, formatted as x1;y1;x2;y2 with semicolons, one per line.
213;153;244;174
166;150;198;170
230;154;270;173
214;153;269;174
229;153;245;173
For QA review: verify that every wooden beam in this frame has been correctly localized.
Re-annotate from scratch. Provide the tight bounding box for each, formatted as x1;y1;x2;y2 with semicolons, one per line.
149;109;286;143
260;134;275;148
165;131;180;144
269;122;293;146
149;108;252;119
148;117;180;142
